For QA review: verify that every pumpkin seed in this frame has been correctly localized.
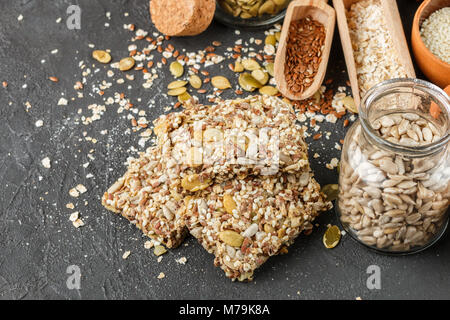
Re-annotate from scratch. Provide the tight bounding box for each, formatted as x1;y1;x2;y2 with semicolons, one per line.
189;75;202;89
259;0;275;15
181;174;211;191
273;0;287;5
154;245;167;256
178;92;191;103
234;59;244;72
92;50;111;64
259;86;278;96
321;184;339;201
169;61;184;78
275;31;281;42
265;62;275;77
323;225;341;249
223;194;237;214
241;59;260;71
167;80;188;89
239;73;262;91
119;57;135;71
251;69;269;85
219;230;244;247
265;34;276;46
342;96;357;113
168;87;187;96
211;76;231;90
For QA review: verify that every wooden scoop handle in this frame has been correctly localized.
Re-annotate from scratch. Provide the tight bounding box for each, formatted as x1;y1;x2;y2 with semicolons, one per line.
430;85;450;119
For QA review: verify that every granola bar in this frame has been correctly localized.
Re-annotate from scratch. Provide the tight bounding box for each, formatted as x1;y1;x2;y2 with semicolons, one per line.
154;96;311;192
184;172;332;281
102;145;188;248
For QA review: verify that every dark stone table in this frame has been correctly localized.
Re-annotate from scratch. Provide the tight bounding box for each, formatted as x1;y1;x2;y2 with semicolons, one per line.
0;0;448;300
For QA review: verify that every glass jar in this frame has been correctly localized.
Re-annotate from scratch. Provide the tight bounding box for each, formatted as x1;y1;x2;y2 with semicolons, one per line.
337;79;450;254
215;0;291;29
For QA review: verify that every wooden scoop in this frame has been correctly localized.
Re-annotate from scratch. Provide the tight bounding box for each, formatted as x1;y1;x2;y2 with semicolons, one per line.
333;0;416;108
274;0;335;101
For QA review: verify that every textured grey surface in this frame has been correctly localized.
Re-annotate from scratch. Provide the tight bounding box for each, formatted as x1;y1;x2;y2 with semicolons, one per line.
0;0;448;300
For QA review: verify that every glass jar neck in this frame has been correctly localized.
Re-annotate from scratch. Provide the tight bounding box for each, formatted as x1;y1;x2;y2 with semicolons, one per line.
359;79;450;158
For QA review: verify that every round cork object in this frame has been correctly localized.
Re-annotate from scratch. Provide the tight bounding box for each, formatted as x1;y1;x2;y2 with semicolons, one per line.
150;0;215;37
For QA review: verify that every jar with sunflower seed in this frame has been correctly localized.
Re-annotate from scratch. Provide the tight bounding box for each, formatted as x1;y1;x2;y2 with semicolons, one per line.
215;0;292;28
337;79;450;254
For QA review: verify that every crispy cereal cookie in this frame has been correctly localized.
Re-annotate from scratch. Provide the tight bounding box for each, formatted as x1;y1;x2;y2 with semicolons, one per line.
102;146;188;248
184;172;332;281
153;96;311;191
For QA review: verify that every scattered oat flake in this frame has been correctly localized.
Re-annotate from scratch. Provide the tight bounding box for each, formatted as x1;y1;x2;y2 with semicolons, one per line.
57;98;68;105
122;251;131;259
66;203;75;209
75;184;87;194
41;157;51;169
69;188;80;198
157;272;165;279
35;120;44;127
144;240;154;249
17;14;23;21
175;257;187;265
69;211;79;222
72;218;84;228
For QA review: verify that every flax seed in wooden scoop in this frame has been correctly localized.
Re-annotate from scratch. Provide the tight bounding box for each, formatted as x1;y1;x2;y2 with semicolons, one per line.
274;0;335;100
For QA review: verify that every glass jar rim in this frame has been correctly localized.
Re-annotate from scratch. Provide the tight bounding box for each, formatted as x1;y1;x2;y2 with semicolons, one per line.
359;78;450;157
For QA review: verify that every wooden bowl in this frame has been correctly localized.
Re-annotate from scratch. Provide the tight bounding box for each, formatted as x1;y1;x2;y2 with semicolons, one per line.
274;0;335;100
412;0;450;88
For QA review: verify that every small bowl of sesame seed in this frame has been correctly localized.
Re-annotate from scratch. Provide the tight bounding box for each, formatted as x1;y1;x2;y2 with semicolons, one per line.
412;0;450;88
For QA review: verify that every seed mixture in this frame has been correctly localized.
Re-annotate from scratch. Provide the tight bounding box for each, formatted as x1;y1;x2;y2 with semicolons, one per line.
218;0;289;19
347;0;408;93
420;7;450;64
339;112;449;251
13;6;356;279
185;172;331;281
284;16;325;95
102;95;333;280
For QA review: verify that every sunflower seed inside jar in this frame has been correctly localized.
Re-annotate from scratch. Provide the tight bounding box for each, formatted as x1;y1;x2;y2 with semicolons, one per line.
338;112;450;252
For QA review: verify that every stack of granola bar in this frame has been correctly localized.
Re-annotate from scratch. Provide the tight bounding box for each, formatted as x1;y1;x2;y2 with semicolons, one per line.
102;95;332;281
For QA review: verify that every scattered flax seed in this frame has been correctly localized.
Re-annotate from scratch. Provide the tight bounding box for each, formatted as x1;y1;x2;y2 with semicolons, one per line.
2;81;7;88
122;251;131;259
49;76;59;82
